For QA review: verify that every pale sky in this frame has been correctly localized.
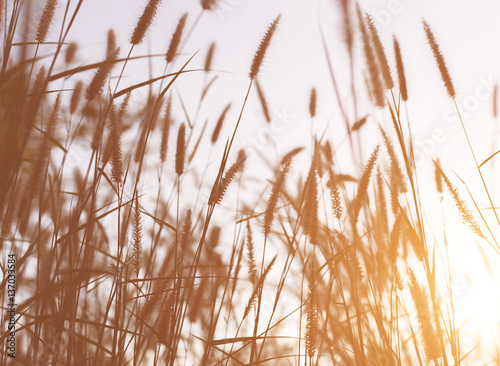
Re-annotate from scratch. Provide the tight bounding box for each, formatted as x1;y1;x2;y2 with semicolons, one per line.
32;0;500;171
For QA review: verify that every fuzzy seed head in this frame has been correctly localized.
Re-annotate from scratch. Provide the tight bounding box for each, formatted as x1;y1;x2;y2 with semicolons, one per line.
131;0;162;45
85;48;119;101
160;96;173;163
201;0;218;10
205;42;216;72
393;36;408;101
65;42;78;64
249;15;281;79
209;150;246;205
423;20;456;98
309;88;317;118
107;29;117;58
70;81;83;114
408;269;441;360
357;6;385;107
366;14;393;90
175;123;186;176
353;145;380;221
255;80;271;122
166;13;188;63
211;103;231;144
36;0;57;43
264;157;293;237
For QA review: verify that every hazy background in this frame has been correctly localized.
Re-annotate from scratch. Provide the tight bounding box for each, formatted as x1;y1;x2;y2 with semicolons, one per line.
49;0;500;174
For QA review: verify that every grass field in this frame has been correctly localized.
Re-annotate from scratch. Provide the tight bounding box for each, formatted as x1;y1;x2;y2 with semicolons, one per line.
0;0;499;365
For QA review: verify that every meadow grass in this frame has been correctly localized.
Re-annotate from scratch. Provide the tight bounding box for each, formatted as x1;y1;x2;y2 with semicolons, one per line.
0;0;498;365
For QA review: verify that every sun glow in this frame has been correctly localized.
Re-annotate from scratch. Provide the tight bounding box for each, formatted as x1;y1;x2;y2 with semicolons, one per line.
449;247;500;347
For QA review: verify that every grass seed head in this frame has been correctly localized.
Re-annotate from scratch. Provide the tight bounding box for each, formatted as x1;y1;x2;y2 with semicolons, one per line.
393;36;408;101
36;0;57;42
175;123;186;176
249;15;281;80
366;14;394;90
131;0;162;45
166;13;188;63
423;20;456;98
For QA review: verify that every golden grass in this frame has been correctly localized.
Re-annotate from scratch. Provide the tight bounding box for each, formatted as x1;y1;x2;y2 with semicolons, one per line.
1;2;499;365
249;15;281;80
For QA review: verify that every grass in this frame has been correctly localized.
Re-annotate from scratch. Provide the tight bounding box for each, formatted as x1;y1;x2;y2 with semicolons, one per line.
0;0;499;365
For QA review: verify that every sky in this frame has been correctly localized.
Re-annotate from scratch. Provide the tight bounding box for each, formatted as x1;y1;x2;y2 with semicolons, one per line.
37;0;500;174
